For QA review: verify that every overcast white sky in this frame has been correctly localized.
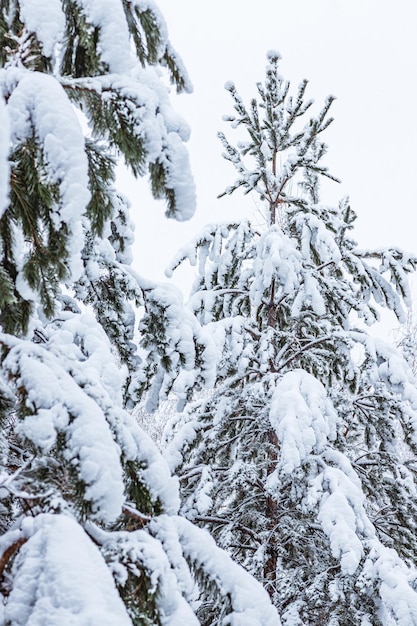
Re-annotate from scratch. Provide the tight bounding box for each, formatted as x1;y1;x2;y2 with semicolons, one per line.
123;0;417;317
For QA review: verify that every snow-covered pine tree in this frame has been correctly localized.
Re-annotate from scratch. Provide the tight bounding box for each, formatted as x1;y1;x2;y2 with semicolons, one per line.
395;312;417;381
0;4;280;624
165;51;417;625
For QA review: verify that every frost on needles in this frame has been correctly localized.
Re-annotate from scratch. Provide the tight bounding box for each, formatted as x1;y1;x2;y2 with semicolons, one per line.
0;2;280;625
165;51;417;625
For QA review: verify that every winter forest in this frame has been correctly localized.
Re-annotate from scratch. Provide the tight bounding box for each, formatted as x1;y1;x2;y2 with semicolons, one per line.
1;1;417;625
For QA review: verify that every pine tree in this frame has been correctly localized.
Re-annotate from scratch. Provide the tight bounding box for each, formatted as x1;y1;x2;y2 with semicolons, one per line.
165;51;417;625
395;312;417;381
0;4;279;624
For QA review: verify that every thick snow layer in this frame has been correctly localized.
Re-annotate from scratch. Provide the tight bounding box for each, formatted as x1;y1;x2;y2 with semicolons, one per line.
163;415;201;474
316;464;366;575
5;68;90;280
250;226;301;307
174;516;281;625
79;67;195;221
295;212;341;266
19;0;65;58
48;311;181;514
360;541;417;624
1;329;125;523
120;412;181;515
0;95;10;217
163;131;196;221
149;515;196;600
76;0;132;73
132;274;215;411
302;445;374;577
130;57;191;136
92;522;199;626
269;370;337;474
2;514;132;626
2;303;181;517
373;337;417;405
129;65;195;219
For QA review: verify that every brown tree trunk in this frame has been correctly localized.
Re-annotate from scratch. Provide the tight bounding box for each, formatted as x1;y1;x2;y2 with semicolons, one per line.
264;428;278;596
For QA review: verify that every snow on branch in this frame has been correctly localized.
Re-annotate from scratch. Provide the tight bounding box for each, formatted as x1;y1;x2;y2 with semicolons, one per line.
87;520;199;626
19;0;65;58
0;514;133;625
64;66;195;220
0;94;9;217
74;0;132;73
172;516;281;625
0;328;125;523
268;369;337;475
4;68;90;280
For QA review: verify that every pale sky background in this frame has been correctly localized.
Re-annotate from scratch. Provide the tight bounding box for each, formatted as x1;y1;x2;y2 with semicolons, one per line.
120;0;417;329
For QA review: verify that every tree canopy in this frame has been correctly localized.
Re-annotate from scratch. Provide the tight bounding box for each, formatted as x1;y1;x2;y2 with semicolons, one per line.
0;2;280;624
165;51;417;625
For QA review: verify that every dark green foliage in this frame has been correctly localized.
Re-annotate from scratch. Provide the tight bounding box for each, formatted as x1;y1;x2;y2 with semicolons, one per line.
123;460;163;518
84;139;116;235
123;2;163;67
121;0;191;93
0;0;194;338
149;160;176;218
61;0;103;77
65;81;149;177
0;3;51;72
1;138;70;333
0;7;9;68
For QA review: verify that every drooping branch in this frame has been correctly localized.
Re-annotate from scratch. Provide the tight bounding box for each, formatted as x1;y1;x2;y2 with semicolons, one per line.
0;538;27;580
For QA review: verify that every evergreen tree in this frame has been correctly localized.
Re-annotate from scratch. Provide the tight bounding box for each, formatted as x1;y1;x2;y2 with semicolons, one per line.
395;312;417;380
0;3;279;624
165;51;417;625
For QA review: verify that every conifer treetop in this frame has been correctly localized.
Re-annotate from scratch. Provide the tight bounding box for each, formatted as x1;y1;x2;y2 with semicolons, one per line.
218;50;339;226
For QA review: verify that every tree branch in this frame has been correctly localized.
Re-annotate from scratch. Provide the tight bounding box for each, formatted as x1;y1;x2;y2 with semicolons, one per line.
0;538;27;579
276;335;332;372
194;515;261;544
